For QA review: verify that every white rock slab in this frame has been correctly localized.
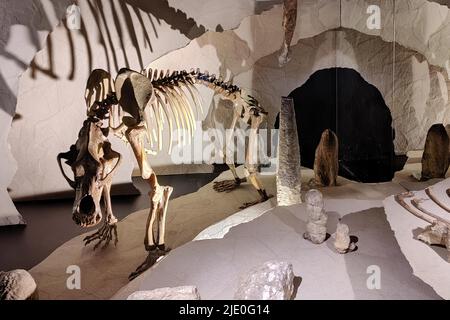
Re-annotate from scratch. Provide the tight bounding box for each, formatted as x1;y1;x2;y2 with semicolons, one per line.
127;286;201;300
234;261;295;300
0;205;25;226
194;199;275;241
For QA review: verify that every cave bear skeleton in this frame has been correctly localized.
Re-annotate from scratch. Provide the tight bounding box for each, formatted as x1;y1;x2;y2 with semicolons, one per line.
57;68;271;279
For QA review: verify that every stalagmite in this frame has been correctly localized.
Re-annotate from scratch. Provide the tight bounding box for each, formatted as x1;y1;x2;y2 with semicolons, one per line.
313;129;339;187
277;97;302;206
421;124;449;181
303;189;327;244
334;221;356;254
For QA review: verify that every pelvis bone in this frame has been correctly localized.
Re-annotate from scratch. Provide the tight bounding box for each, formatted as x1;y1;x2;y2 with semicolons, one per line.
58;119;121;228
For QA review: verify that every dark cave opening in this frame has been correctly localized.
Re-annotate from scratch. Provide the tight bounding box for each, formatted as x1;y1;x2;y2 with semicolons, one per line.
277;67;404;183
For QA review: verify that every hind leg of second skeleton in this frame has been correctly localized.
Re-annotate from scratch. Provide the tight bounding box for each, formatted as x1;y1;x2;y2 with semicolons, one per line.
239;112;271;209
213;108;271;208
213;106;246;192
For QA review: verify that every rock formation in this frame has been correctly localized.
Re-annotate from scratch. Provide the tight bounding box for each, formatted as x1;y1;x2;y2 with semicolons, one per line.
278;0;297;66
421;124;449;180
303;189;328;244
0;269;38;300
277;97;302;206
334;222;356;254
313;129;339;187
234;261;295;300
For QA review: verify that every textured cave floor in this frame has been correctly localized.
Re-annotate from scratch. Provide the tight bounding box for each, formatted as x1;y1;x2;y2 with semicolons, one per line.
0;173;221;271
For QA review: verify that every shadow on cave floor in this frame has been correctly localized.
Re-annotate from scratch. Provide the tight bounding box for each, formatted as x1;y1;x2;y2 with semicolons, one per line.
339;208;440;300
0;172;222;271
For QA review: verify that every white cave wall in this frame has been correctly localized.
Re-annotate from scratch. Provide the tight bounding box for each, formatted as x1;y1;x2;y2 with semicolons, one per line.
340;0;450;150
0;0;71;225
246;28;450;153
3;0;450;213
343;0;450;71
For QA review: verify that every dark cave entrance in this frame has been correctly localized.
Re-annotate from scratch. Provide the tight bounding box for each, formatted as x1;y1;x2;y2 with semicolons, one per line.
281;68;402;183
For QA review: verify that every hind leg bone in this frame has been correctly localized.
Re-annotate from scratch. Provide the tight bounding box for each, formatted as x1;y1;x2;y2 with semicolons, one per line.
240;112;272;209
214;105;247;192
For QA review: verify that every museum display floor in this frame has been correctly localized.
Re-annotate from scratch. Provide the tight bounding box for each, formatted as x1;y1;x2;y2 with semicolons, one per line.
3;155;450;300
0;173;221;271
115;200;439;300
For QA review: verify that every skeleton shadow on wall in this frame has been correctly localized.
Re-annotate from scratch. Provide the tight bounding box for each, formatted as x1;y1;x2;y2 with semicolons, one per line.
0;0;69;116
0;0;208;116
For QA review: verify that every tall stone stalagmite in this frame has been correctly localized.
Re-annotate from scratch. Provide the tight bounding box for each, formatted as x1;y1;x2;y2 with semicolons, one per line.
277;97;302;206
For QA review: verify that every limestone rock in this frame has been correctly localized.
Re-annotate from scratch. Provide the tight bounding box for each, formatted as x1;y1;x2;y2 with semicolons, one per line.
421;124;449;180
0;269;38;300
278;0;297;67
303;189;328;244
277;97;302;206
313;129;338;187
127;286;201;300
234;261;295;300
334;222;355;254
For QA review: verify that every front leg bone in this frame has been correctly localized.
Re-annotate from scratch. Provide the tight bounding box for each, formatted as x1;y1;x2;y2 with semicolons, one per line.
125;125;172;280
157;186;173;248
83;178;118;249
83;222;118;250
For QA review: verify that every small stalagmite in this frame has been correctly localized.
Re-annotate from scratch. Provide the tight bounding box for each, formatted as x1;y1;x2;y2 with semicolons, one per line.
303;189;327;244
334;222;356;254
421;124;449;181
313;129;339;187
